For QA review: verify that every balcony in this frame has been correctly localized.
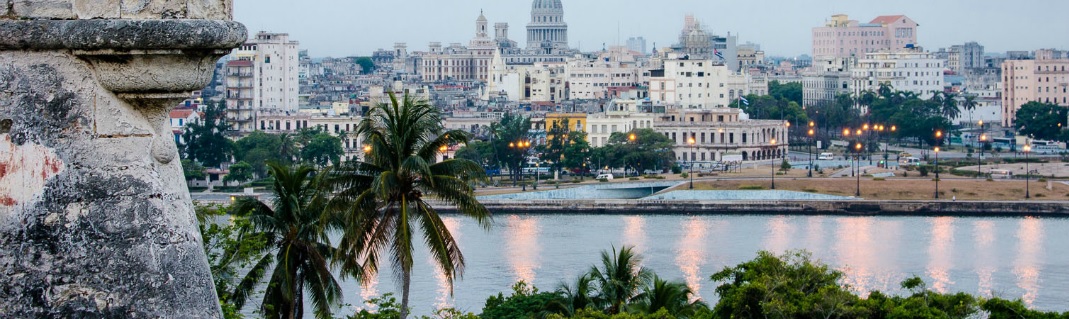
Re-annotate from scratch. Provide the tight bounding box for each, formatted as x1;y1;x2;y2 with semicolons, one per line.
227;72;253;77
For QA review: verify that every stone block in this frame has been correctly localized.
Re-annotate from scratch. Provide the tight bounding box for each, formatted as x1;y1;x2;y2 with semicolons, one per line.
120;0;186;19
187;0;231;20
72;0;120;18
13;0;76;19
2;1;9;17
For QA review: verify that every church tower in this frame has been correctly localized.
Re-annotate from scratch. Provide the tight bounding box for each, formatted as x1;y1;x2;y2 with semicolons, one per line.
526;0;568;51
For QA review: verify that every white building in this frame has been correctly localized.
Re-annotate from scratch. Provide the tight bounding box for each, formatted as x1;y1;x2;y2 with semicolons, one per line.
565;47;644;100
586;99;657;147
226;31;301;123
656;108;788;163
851;49;944;100
802;56;853;108
648;56;749;109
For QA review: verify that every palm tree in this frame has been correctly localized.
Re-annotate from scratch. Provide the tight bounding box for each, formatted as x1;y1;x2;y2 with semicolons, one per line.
233;163;341;319
589;245;654;314
554;273;597;316
329;92;491;319
629;275;708;317
962;94;978;126
941;92;960;121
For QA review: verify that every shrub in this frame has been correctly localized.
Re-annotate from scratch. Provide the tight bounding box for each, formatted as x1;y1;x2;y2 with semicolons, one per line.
918;166;929;177
671;164;682;174
872;177;885;181
598;178;609;183
1035;193;1046;198
629;177;640;181
739;185;764;190
1038;178;1048;182
680;172;689;178
902;171;909;177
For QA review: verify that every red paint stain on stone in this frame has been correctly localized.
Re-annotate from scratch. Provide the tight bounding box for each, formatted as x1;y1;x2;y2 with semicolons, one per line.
0;195;15;206
0;162;7;178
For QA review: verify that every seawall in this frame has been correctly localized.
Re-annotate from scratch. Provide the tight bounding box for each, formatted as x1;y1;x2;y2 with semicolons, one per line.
439;199;1069;217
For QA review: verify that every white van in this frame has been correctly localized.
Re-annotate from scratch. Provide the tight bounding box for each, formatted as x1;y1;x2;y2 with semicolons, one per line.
817;152;834;160
900;157;921;166
595;173;614;180
989;169;1012;179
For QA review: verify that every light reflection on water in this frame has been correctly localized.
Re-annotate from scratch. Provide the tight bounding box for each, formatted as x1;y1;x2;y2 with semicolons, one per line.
1015;217;1043;306
295;215;1069;318
927;217;955;293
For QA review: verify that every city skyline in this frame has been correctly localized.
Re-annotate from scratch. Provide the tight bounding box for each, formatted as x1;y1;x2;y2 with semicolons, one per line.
234;0;1069;58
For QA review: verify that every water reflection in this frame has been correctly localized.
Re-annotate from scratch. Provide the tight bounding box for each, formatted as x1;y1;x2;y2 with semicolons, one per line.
675;217;708;298
927;217;955;293
973;220;996;297
763;215;794;254
805;216;825;250
835;218;874;294
622;216;647;254
1015;217;1043;306
505;215;541;284
431;217;462;309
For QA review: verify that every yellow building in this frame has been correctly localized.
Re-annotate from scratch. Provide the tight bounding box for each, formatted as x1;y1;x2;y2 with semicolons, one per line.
545;112;587;133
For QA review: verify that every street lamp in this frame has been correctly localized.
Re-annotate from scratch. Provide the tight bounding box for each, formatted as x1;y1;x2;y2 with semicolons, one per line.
628;132;637;177
1024;143;1032;199
688;137;696;189
934;146;940;199
977;120;986;178
771;138;777;189
807;126;815;177
855;142;862;196
510;140;532;191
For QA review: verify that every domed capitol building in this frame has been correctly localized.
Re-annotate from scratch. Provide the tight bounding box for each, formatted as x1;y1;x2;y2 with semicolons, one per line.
417;0;577;83
526;0;569;52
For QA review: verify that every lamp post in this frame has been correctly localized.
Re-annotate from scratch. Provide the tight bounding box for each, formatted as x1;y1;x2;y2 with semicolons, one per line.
628;132;637;177
1024;143;1031;199
934;146;940;199
771;138;777;189
889;125;897;166
688;136;696;189
807;123;815;177
855;142;862;196
510;140;532;191
977;120;985;178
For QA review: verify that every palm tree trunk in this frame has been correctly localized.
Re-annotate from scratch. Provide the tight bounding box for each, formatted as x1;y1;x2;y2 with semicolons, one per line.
400;269;412;319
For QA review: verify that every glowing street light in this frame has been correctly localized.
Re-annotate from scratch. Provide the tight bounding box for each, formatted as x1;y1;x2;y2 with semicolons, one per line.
934;146;940;199
771;138;777;189
687;137;696;189
1024;144;1032;199
855;142;863;196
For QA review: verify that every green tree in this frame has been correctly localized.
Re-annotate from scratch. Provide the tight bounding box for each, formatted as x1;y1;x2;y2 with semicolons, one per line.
182;100;234;168
562;130;592;175
1014;101;1068;140
981;297;1069;319
628;275;707;318
224;161;254;185
481;281;563;319
768;80;803;106
354;56;376;74
182;159;206;181
556;274;597;316
492;113;532;184
233;163;341;319
197;203;272;319
455;140;495;167
300;132;344;167
710;251;855;319
543;118;592;177
589;246;654;314
607;129;674;175
235;131;288;177
329;92;491;319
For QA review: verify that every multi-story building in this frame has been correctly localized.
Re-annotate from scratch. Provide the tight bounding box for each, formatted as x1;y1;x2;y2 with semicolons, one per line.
418;11;497;82
812;14;918;59
225;32;300;132
627;37;647;54
586;99;657;147
565;46;644;100
942;42;985;74
648;56;749;109
851;49;944;100
671;15;739;71
1001;49;1069;126
655;108;788;163
802;56;853;108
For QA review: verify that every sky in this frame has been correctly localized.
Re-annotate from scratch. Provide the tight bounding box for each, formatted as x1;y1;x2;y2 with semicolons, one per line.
234;0;1069;58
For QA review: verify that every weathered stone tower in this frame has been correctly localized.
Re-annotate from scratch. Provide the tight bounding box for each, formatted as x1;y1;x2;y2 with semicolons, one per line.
0;1;245;317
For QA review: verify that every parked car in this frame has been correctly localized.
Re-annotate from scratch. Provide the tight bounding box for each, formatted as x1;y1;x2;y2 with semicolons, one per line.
595;173;614;180
817;152;834;160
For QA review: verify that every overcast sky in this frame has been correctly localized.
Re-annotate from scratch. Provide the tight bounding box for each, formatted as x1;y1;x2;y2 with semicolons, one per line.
234;0;1069;58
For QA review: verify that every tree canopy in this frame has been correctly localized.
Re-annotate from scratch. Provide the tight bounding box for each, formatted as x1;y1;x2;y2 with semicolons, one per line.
1014;101;1068;140
181;100;233;168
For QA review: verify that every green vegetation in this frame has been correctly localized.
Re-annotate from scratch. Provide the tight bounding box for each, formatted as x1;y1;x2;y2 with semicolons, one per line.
181;100;234;168
328;92;490;319
1014;101;1069;141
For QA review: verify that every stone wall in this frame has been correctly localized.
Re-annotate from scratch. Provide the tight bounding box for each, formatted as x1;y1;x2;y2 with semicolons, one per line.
0;1;244;317
470;199;1069;216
